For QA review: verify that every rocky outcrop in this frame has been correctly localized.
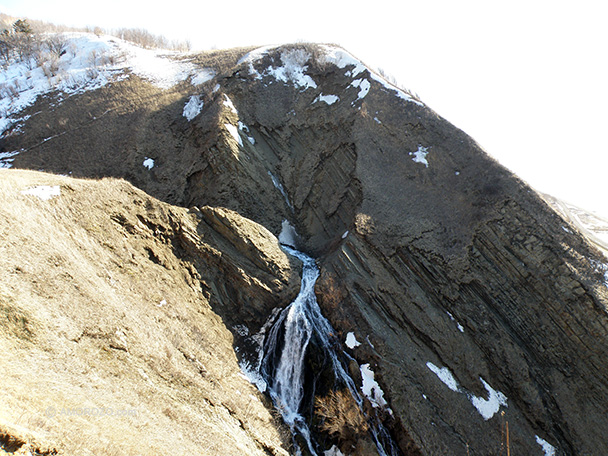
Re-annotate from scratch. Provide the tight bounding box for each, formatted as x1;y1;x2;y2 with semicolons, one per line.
3;39;608;455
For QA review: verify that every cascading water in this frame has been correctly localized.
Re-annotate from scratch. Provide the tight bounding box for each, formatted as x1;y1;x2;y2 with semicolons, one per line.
258;245;401;456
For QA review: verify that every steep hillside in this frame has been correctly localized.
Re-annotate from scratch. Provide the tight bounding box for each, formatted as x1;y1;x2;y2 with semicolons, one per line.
0;169;298;455
3;33;608;455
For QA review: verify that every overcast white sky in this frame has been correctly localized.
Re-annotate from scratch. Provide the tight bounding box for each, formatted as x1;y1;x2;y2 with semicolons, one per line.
2;0;606;217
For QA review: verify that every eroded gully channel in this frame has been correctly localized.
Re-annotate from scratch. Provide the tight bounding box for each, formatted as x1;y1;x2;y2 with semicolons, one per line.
251;245;401;456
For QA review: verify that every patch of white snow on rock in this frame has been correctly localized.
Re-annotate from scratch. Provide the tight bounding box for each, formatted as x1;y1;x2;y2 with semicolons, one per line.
143;157;155;169
190;69;214;86
238;121;255;144
345;332;361;349
324;445;345;456
535;435;557;456
426;362;459;392
360;363;387;408
470;378;508;420
426;362;507;421
320;46;367;77
321;45;424;106
350;78;371;100
0;151;20;169
223;94;238;114
410;145;430;167
237;46;317;90
314;93;339;105
224;123;243;147
183;95;204;121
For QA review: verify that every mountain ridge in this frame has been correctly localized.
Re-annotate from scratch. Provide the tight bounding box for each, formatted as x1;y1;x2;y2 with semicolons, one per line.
2;32;608;455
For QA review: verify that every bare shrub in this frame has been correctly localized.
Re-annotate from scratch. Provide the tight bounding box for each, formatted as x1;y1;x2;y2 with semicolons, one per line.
88;49;98;67
45;34;68;58
113;27;189;51
0;82;18;98
41;56;59;79
315;389;369;443
86;67;99;80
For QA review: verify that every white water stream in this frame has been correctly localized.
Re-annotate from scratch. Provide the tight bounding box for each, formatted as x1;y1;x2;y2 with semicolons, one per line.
259;245;399;456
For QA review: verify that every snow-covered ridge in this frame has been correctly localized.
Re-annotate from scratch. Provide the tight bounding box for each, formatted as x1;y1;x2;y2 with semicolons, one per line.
1;32;213;134
240;46;317;89
239;44;424;106
320;45;424;106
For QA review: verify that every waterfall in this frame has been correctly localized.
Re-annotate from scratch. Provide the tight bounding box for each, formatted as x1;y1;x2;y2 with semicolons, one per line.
258;245;400;456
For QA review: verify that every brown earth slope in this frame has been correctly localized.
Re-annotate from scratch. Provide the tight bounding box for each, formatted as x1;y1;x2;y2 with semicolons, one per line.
0;169;299;455
3;40;608;455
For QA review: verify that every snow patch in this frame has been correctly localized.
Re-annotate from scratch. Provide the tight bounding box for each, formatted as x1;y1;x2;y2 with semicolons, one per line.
183;95;203;121
470;378;508;420
351;78;371;100
240;47;317;89
122;43;200;89
426;362;459;392
409;145;429;167
0;151;19;168
0;32;210;134
278;219;298;247
143;157;155;169
21;185;61;201
426;362;507;420
271;49;317;89
360;364;387;408
223;94;238;114
320;46;366;77
535;436;557;456
341;230;349;239
315;93;339;105
345;332;361;349
190;69;214;86
238;121;255;144
321;45;423;106
324;445;345;456
446;312;465;333
237;45;277;66
224;123;243;147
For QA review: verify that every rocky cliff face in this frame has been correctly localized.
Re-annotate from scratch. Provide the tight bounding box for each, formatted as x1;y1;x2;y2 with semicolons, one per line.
2;37;608;455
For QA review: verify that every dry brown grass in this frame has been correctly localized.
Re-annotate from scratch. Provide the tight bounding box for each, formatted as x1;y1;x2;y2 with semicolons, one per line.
315;389;369;443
